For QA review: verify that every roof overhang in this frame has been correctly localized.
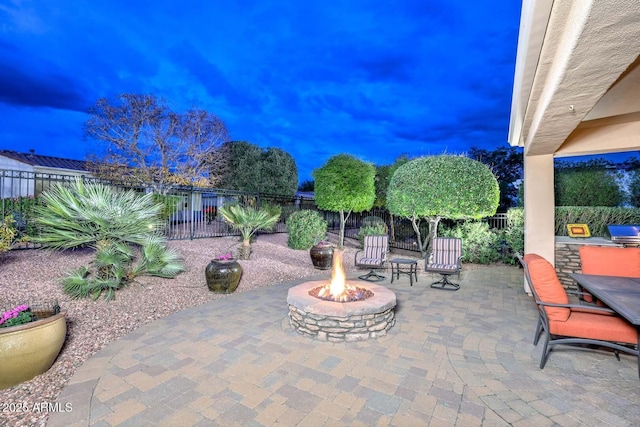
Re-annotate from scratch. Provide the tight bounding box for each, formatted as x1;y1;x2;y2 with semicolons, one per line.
508;0;640;157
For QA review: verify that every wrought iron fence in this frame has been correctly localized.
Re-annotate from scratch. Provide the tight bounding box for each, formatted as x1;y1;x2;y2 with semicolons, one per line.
0;169;317;243
1;169;508;253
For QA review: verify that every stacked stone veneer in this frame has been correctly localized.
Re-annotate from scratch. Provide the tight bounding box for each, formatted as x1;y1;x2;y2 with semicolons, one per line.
287;280;396;342
554;237;621;289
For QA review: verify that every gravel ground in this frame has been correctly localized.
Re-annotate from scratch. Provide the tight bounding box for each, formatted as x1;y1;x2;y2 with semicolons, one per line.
0;233;405;427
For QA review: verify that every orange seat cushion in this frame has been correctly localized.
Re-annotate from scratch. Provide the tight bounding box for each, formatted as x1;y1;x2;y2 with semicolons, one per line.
579;246;640;278
523;254;570;322
551;311;638;345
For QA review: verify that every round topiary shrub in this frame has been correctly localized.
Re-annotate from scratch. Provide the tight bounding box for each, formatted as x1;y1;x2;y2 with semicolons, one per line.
286;210;328;250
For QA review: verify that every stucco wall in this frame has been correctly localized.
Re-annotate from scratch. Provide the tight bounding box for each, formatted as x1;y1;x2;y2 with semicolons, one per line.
0;156;33;171
554;237;621;289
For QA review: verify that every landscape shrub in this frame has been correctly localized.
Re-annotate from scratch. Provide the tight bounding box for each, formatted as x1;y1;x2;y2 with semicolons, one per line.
33;178;184;301
151;194;181;222
1;196;41;237
503;208;524;264
259;201;282;225
0;216;18;254
440;220;501;264
361;216;386;229
280;204;299;223
286;210;328;250
357;223;388;246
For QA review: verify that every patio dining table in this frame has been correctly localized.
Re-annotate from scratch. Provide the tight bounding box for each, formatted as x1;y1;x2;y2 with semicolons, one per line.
570;273;640;378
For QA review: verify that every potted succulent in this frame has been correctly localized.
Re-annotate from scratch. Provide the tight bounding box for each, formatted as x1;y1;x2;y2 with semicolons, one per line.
0;303;66;390
205;253;243;293
310;239;334;270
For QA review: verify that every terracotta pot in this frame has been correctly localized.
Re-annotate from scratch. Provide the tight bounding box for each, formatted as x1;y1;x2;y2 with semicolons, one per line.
0;311;67;390
310;244;334;270
205;259;243;293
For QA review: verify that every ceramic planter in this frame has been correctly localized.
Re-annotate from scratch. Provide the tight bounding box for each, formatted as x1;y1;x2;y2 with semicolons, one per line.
0;311;67;390
205;259;243;293
310;244;334;270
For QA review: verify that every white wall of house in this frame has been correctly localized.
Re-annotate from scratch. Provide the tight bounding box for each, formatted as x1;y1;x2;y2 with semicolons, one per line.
0;156;91;198
0;158;35;199
0;157;34;172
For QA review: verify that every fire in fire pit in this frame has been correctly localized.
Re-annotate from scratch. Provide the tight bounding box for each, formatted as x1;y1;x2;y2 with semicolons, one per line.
309;251;373;302
287;249;396;342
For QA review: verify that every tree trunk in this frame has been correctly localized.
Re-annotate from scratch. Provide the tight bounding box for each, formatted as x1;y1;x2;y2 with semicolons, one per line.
409;217;425;258
425;216;441;259
410;216;440;258
239;238;251;260
338;210;345;249
389;213;396;242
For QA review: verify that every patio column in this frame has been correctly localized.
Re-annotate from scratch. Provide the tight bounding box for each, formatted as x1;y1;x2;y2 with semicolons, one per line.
523;153;555;294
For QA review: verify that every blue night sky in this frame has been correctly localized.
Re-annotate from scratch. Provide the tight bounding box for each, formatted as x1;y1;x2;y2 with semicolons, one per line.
0;1;523;183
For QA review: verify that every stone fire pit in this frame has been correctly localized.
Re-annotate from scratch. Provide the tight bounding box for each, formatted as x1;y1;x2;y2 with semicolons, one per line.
287;280;396;342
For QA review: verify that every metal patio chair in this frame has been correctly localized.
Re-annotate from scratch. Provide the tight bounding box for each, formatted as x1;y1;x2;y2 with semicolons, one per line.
425;237;463;290
354;235;388;282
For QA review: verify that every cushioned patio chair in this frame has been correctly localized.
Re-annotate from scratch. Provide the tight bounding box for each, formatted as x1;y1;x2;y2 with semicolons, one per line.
517;253;638;369
425;237;462;290
578;246;640;304
354;235;388;281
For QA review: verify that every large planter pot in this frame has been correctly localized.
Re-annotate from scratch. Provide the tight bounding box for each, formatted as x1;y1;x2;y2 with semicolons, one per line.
0;311;67;390
205;260;243;293
310;244;334;270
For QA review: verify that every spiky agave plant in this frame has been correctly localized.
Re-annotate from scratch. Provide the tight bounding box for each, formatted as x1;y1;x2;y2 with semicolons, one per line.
218;204;280;259
35;178;185;301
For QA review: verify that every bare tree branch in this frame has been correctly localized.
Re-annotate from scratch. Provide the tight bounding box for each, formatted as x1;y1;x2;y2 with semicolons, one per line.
84;93;231;193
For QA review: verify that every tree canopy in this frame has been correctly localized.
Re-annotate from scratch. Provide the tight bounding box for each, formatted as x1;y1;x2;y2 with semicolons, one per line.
387;155;500;256
313;154;375;248
554;159;623;207
298;179;315;192
374;155;409;208
215;141;298;196
469;146;522;211
84;93;230;193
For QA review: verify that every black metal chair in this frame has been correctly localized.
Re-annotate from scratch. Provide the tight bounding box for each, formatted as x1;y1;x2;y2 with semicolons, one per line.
354;235;388;281
425;237;462;290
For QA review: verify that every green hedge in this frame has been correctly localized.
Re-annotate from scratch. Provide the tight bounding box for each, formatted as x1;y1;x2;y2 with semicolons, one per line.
555;207;640;237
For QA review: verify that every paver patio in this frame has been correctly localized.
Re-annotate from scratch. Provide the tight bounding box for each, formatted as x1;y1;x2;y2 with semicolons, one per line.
48;265;640;426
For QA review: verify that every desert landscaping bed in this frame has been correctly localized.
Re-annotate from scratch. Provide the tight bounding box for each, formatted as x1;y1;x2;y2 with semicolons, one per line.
0;233;406;426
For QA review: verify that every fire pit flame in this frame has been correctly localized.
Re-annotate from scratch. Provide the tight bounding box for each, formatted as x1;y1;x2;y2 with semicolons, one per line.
313;250;372;302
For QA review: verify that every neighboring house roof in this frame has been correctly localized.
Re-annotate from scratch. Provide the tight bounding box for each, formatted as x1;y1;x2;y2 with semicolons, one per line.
295;191;314;199
0;150;88;172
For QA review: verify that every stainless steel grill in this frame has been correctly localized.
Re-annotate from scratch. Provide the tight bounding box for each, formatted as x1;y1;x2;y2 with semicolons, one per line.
608;225;640;246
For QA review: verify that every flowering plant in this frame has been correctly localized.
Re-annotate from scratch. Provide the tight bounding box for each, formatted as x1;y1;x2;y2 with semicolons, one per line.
0;305;36;328
217;253;234;261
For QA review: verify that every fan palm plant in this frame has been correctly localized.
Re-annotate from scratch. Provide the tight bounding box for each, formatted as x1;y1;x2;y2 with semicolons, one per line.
34;178;184;301
218;204;280;259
